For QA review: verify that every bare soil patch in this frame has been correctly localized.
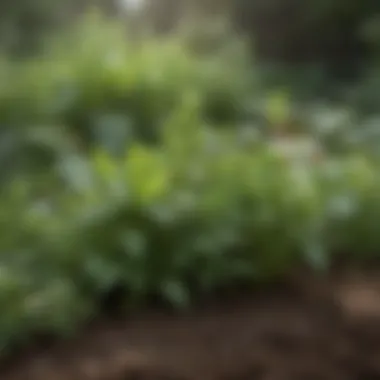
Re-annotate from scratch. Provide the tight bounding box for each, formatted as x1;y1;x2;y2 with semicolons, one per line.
2;272;380;380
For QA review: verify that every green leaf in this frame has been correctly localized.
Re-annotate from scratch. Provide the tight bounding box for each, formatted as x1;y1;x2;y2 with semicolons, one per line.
161;280;190;308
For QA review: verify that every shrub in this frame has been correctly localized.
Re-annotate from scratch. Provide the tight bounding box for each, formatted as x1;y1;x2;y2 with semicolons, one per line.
0;97;379;352
0;9;379;355
0;13;253;151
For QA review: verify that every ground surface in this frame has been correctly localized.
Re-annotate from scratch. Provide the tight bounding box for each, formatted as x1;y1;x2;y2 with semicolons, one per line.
1;271;380;380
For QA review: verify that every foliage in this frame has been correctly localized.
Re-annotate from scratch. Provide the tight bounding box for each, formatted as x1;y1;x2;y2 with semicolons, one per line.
0;13;252;150
0;11;379;356
0;0;82;56
0;93;378;351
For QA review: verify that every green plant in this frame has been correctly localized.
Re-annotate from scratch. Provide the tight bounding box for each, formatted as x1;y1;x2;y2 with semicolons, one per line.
0;13;252;149
0;9;379;356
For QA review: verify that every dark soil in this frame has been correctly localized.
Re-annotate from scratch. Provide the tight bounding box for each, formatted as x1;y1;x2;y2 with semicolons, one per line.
2;271;380;380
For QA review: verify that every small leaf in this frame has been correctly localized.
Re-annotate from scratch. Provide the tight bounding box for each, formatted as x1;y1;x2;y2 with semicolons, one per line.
59;154;94;192
304;240;328;272
161;280;190;308
266;91;291;127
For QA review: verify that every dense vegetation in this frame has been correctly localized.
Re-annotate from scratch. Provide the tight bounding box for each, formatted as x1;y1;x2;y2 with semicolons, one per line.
0;6;378;355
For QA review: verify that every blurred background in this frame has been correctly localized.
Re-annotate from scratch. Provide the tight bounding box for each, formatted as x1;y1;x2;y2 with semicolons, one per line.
0;0;379;367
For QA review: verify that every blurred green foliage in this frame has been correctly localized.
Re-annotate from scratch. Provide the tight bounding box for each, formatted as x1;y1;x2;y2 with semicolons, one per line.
0;0;79;55
0;7;378;355
0;88;380;350
0;13;252;147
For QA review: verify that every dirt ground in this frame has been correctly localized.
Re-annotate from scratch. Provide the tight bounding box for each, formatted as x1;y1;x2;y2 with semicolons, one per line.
1;271;380;380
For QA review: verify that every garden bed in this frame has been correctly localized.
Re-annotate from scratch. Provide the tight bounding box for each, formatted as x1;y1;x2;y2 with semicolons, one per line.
2;270;380;380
